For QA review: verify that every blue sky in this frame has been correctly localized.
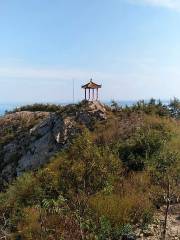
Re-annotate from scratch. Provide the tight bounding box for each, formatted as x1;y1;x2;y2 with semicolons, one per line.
0;0;180;102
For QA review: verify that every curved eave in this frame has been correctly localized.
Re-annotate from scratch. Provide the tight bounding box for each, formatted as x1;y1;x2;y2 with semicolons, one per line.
82;83;102;89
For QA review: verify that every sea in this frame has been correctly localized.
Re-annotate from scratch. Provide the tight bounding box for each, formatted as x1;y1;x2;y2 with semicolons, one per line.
0;100;170;117
0;103;21;116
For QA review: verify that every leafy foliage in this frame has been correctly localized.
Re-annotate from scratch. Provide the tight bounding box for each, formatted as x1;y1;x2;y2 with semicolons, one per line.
57;130;122;196
118;116;172;171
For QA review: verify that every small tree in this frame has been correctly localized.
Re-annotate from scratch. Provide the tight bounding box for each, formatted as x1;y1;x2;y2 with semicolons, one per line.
152;151;180;240
111;100;119;111
169;97;180;118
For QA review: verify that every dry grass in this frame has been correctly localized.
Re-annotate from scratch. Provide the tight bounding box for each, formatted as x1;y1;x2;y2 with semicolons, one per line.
89;172;154;226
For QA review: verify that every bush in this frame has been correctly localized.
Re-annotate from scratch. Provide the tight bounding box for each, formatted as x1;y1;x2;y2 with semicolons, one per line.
16;207;82;240
5;173;43;207
94;216;134;240
118;116;172;171
56;129;122;196
89;193;153;226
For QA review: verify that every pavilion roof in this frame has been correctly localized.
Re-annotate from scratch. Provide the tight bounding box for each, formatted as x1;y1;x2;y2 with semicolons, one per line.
82;79;102;89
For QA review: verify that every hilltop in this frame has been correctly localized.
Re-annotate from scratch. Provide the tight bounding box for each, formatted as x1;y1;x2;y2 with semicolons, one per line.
0;99;179;240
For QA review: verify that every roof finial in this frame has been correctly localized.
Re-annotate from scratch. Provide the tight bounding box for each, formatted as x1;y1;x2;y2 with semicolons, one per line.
90;78;93;82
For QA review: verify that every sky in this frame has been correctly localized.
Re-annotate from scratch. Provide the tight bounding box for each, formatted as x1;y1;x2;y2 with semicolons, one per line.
1;0;180;102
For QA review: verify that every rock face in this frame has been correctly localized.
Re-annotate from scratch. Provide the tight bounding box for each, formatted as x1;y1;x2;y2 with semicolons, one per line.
16;114;77;176
0;101;107;185
77;101;107;127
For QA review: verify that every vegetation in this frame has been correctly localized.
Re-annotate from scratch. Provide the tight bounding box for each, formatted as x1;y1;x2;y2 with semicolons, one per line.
6;101;90;116
6;103;64;113
0;99;179;239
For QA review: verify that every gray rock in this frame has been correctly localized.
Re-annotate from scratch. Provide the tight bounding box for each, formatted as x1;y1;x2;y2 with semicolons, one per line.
122;234;136;240
0;101;107;185
77;101;107;126
16;114;77;175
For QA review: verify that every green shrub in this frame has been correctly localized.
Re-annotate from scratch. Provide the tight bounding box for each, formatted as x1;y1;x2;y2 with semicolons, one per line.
56;129;122;196
5;173;43;206
118;116;172;171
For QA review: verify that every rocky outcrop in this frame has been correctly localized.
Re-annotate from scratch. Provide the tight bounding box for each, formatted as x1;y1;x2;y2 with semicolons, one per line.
0;113;76;184
16;114;77;176
77;101;107;127
0;101;107;185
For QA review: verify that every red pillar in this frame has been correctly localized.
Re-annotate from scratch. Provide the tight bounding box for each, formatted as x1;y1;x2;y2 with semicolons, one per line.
97;88;99;100
89;88;91;100
85;89;87;100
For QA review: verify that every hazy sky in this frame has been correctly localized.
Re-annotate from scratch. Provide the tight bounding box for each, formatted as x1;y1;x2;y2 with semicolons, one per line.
0;0;180;102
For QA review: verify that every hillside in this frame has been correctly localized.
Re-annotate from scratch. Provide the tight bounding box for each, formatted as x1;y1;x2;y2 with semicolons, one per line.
0;100;179;240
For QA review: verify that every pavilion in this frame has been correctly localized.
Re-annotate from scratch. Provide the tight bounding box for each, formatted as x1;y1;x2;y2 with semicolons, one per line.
81;79;102;101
